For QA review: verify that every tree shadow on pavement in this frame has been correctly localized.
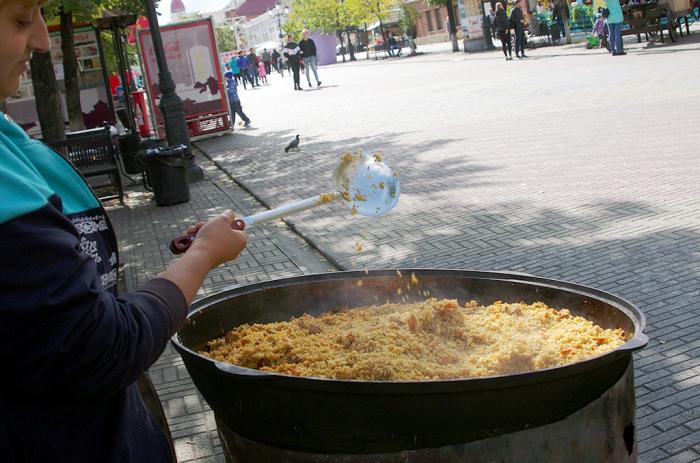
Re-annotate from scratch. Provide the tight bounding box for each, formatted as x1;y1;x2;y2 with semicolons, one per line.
195;129;699;322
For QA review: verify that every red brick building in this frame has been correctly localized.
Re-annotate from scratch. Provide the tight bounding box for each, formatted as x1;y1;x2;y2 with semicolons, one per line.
407;1;464;44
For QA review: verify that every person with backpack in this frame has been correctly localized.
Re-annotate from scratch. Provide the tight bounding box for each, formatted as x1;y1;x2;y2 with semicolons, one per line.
283;34;303;91
494;2;513;60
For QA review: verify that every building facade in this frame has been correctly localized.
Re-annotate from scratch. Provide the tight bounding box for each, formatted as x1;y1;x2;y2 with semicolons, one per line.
407;1;464;44
245;12;285;49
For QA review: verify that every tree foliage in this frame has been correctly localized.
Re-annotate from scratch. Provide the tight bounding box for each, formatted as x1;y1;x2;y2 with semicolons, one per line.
34;0;158;134
344;0;395;24
215;26;237;52
399;3;420;37
288;0;336;34
287;0;378;35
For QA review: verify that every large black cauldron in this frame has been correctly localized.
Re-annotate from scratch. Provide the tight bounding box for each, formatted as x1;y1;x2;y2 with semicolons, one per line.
172;270;648;456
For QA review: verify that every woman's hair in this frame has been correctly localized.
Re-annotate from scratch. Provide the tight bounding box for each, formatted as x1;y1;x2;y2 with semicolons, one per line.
496;2;504;9
0;0;49;7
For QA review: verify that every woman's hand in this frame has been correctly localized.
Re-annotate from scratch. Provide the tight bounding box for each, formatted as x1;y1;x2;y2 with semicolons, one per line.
160;210;247;305
188;210;247;268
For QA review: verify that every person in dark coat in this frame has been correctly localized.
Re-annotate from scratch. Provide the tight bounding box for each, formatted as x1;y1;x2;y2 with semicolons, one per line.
509;0;528;58
271;48;283;75
261;48;272;74
0;2;248;462
553;0;566;38
283;34;303;91
494;2;513;60
247;48;260;87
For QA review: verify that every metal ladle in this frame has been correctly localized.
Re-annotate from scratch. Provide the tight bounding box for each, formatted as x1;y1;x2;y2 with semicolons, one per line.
170;152;400;254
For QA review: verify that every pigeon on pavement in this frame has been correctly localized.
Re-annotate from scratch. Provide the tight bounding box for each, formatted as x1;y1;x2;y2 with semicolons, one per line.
284;134;300;153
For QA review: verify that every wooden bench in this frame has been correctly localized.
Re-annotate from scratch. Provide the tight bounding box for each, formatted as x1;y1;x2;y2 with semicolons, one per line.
367;39;409;60
528;21;553;47
367;43;390;60
49;125;124;204
622;3;676;43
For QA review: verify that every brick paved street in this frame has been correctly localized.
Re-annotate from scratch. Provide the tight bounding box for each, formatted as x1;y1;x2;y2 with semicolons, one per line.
192;28;700;462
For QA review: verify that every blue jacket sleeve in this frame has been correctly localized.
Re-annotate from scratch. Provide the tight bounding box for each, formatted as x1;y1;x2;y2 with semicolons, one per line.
0;199;188;398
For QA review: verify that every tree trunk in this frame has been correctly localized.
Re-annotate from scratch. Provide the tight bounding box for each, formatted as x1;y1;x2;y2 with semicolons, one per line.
60;8;84;132
482;13;495;49
30;49;65;144
338;31;346;62
346;29;356;61
446;0;459;52
562;0;572;44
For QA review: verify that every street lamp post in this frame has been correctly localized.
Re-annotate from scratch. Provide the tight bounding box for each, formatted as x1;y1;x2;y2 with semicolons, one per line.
228;18;245;49
143;0;190;149
143;0;203;182
268;1;289;47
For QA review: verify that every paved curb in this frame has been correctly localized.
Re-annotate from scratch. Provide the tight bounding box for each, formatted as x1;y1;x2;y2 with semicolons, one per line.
194;141;347;271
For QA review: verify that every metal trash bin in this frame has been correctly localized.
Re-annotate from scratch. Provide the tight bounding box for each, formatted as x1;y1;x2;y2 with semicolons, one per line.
118;133;143;175
142;144;191;206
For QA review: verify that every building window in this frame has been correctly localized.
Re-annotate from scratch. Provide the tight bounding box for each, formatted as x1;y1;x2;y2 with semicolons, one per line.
435;10;443;30
426;11;434;31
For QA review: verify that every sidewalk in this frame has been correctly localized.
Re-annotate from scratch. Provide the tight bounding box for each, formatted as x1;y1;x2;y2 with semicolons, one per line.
108;152;334;462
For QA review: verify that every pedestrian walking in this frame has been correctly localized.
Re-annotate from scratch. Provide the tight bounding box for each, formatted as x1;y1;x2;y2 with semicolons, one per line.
283;34;303;91
604;0;626;55
487;7;497;38
510;0;528;58
237;52;251;89
258;59;268;85
224;71;251;127
495;2;513;60
592;13;609;50
272;48;283;75
299;30;321;88
247;48;260;87
553;0;566;38
229;52;242;85
261;48;272;75
0;3;248;462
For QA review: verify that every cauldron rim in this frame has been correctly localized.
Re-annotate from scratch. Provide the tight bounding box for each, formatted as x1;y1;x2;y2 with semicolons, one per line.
172;269;648;388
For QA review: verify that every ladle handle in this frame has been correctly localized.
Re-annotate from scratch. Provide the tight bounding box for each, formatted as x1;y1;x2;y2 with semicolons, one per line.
169;220;246;255
169;194;336;255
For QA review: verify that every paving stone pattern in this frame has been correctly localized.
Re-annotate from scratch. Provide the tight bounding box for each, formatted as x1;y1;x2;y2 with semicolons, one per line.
195;28;700;463
108;155;333;462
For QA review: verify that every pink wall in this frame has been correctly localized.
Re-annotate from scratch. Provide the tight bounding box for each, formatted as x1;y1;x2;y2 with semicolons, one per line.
310;32;337;66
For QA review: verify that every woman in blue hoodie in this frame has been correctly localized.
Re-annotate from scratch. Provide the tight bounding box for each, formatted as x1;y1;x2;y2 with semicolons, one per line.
0;1;248;461
605;0;626;55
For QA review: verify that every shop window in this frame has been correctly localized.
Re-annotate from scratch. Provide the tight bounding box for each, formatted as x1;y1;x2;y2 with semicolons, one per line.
435;10;443;30
426;11;434;31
